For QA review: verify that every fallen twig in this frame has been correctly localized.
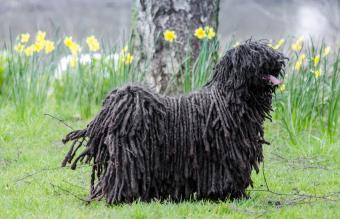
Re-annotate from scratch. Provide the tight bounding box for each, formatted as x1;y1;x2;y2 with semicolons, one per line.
14;167;63;183
50;183;90;203
246;158;340;209
44;113;74;130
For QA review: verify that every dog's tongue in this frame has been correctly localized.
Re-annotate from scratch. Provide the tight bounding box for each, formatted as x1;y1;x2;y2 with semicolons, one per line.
268;75;282;85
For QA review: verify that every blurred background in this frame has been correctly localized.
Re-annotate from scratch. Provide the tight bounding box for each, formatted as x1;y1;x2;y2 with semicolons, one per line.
1;0;339;44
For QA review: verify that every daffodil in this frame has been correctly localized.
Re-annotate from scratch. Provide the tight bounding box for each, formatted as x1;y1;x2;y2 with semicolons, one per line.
70;43;80;55
20;33;30;43
292;41;302;51
64;37;73;47
293;53;306;71
291;37;303;51
322;46;330;57
314;69;321;78
123;53;134;65
86;35;100;52
122;46;128;54
14;44;25;53
205;26;216;40
33;41;45;52
72;45;80;55
299;53;306;61
313;55;320;66
272;38;285;50
294;60;302;71
64;37;80;55
278;84;286;92
44;40;55;54
163;30;177;42
69;56;78;68
36;31;46;42
194;27;206;40
24;45;35;56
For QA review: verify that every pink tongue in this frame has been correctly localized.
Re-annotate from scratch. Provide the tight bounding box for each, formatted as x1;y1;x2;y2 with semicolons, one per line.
268;75;282;85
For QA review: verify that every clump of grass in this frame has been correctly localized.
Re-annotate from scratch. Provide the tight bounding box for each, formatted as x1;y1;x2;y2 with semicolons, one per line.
0;52;6;93
1;31;58;119
273;39;340;144
182;38;219;93
53;47;140;118
4;52;57;118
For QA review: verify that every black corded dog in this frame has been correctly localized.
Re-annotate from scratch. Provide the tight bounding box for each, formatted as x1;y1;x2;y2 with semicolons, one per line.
61;40;286;204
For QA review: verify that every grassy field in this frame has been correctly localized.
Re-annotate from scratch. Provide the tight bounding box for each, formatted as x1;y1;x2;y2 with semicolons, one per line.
0;104;339;218
0;32;340;218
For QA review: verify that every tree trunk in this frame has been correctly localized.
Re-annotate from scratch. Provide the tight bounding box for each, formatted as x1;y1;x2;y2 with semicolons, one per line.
134;0;220;93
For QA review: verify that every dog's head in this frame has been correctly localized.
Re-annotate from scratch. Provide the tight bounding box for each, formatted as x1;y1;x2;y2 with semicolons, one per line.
207;40;287;92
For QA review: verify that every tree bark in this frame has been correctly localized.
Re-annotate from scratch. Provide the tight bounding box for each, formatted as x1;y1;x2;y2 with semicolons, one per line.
134;0;220;93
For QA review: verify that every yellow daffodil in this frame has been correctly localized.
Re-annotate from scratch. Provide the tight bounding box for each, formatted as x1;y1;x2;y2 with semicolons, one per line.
69;56;78;68
71;44;80;55
272;38;285;50
299;53;306;61
14;44;25;53
36;31;46;42
314;69;321;78
313;55;320;66
24;45;35;56
278;84;286;92
64;37;80;55
122;46;128;53
291;37;304;51
123;53;134;65
86;35;100;52
293;53;306;71
163;30;177;42
20;33;30;43
64;37;73;47
33;41;45;52
194;27;206;40
294;60;302;71
70;43;80;55
205;26;216;40
292;41;302;51
322;46;330;57
44;40;55;54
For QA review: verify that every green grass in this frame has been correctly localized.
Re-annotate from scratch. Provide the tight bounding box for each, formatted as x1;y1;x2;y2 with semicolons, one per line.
0;104;339;218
